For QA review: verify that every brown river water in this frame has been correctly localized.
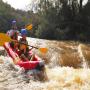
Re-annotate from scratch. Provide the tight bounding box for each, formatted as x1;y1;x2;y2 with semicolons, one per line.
0;37;90;90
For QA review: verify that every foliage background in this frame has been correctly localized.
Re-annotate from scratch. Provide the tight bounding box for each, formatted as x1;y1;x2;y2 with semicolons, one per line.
0;0;90;41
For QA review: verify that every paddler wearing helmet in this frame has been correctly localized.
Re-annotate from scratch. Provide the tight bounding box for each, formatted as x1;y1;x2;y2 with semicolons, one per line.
18;28;34;61
7;20;19;40
19;28;28;53
7;19;19;52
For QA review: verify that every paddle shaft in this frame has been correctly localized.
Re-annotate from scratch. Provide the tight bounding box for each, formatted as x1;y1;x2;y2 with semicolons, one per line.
0;33;48;53
13;40;39;49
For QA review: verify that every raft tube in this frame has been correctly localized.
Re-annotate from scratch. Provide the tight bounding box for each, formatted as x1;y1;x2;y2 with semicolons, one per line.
4;42;44;70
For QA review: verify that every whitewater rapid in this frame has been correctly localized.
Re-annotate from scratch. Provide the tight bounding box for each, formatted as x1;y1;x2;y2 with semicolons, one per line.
0;37;90;90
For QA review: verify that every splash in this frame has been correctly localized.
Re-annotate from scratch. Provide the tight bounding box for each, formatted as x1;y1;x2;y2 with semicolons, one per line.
0;37;90;90
77;44;89;68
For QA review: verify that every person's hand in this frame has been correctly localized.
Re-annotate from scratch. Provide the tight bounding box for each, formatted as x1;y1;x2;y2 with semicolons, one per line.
14;56;21;64
29;47;34;51
30;54;35;61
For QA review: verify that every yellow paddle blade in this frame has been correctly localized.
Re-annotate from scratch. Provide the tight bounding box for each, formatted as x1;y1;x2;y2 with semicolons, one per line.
26;24;33;30
0;33;12;46
39;48;48;53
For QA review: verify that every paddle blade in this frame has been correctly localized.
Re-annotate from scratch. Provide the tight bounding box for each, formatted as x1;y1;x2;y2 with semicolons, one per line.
26;24;33;30
39;48;48;53
0;33;12;46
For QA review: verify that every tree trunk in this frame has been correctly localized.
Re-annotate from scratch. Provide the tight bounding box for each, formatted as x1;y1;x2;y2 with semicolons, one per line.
79;0;83;13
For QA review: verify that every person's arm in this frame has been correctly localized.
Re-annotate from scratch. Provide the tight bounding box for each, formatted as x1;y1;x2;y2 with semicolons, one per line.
29;47;34;51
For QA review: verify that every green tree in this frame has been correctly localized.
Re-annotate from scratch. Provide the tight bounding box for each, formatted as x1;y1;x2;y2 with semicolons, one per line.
35;0;90;41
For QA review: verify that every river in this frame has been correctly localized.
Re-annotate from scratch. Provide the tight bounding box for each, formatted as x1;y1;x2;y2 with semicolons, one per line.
0;37;90;90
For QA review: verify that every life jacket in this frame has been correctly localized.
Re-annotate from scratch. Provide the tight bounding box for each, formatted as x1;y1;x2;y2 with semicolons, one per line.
9;41;19;54
19;38;29;54
7;30;19;52
7;30;19;40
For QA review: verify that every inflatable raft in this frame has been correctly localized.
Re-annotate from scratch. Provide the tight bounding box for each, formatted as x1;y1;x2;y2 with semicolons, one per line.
4;42;44;70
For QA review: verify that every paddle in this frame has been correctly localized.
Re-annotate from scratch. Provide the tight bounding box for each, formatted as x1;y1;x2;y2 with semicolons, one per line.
0;33;48;53
25;24;33;30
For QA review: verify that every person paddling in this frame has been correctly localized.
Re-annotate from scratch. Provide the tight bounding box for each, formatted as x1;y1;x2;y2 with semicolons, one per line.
7;20;19;53
6;20;21;64
7;20;19;40
18;28;34;61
